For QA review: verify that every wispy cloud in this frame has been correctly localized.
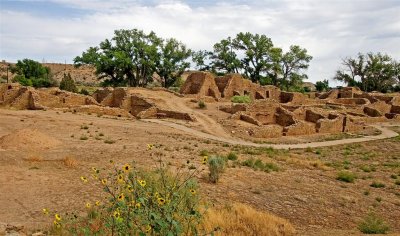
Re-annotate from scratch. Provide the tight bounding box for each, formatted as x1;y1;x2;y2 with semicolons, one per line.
0;0;399;84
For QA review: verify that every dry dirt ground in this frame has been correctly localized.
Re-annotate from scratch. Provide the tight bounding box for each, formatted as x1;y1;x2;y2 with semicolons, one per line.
0;109;399;235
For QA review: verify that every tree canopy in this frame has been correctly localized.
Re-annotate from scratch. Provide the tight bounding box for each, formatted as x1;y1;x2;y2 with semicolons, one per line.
10;59;53;87
74;29;191;88
204;32;312;90
334;52;399;92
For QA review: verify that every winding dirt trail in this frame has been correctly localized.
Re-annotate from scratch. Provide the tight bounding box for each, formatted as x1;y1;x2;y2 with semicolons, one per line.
144;119;399;149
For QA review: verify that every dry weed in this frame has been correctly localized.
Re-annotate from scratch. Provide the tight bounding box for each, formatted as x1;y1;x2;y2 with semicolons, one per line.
202;203;295;236
24;155;43;162
63;156;78;168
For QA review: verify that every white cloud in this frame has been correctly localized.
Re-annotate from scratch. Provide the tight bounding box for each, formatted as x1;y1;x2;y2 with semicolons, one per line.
1;0;399;85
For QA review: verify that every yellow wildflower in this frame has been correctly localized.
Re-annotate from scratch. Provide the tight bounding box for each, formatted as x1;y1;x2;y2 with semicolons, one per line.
147;144;154;150
157;197;166;206
138;179;146;187
53;220;61;228
54;213;61;221
128;200;135;207
117;193;125;201
42;208;49;215
91;167;97;172
117;175;124;184
86;203;91;209
122;163;131;172
135;202;141;209
190;189;196;195
101;178;107;185
80;176;88;183
145;225;152;233
95;201;101;206
127;185;134;192
113;210;121;219
202;156;208;165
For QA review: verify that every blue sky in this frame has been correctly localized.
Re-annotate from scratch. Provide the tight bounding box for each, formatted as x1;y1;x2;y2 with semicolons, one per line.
1;0;399;84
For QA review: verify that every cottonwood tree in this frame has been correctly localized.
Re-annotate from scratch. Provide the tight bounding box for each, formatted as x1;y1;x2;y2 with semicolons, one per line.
209;37;241;74
275;45;313;91
191;50;211;71
208;32;312;90
155;38;191;88
334;52;399;92
74;29;191;88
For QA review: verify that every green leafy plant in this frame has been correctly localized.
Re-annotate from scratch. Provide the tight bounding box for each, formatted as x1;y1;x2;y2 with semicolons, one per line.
358;212;390;234
198;100;206;109
336;171;356;183
208;156;226;183
44;160;204;235
370;182;385;188
241;158;279;173
226;152;238;161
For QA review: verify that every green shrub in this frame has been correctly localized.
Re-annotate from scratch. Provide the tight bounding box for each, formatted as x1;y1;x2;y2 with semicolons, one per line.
44;161;202;235
241;158;279;172
226;152;238;161
336;171;356;183
199;149;209;156
358;212;390;234
80;88;90;95
104;138;116;144
231;95;251;104
59;73;78;93
370;182;385;188
208;156;226;183
198;100;206;109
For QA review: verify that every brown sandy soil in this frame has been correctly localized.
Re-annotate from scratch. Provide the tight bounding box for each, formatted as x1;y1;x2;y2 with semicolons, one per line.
0;109;399;235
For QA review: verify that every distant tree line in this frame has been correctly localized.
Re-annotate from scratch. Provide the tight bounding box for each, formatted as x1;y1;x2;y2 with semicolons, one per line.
74;29;312;91
5;28;399;93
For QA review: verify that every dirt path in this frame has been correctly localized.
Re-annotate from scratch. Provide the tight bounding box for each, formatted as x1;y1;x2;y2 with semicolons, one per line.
144;119;399;149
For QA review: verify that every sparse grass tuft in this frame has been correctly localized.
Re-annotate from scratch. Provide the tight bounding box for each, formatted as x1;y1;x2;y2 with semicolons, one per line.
336;171;356;183
226;152;238;161
104;138;116;144
202;203;295;236
370;182;385;188
241;158;279;172
231;95;251;104
199;149;209;156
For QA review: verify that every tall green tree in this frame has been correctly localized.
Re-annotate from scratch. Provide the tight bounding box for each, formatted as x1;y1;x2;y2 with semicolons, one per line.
191;50;211;71
155;38;192;88
232;32;276;83
334;53;399;92
315;79;330;92
209;33;312;90
75;29;189;87
209;37;241;74
278;45;313;91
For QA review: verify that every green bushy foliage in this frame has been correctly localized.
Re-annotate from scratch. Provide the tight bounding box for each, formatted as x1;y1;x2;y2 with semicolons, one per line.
358;212;390;234
241;158;279;172
336;171;356;183
208;156;226;183
198;100;206;109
